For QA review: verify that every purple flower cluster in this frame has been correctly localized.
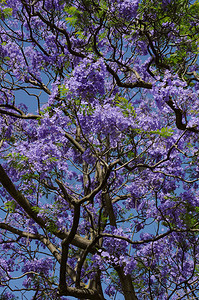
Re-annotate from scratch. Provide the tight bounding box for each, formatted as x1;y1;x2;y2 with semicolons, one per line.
110;0;139;20
65;58;106;103
22;257;53;276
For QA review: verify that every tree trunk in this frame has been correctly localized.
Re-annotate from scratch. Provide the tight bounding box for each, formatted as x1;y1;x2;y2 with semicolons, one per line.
115;267;138;300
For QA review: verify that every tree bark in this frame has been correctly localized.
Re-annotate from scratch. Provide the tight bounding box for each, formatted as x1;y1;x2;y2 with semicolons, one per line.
115;268;138;300
103;191;138;300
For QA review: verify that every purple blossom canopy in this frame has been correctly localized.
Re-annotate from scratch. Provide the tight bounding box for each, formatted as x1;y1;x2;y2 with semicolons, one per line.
0;0;199;299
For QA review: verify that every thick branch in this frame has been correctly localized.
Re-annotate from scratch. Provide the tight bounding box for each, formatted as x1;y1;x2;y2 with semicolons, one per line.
167;98;199;133
0;164;96;252
0;105;41;119
79;161;118;204
0;222;76;281
64;132;85;153
58;285;105;300
59;203;81;291
105;63;152;89
0;164;46;227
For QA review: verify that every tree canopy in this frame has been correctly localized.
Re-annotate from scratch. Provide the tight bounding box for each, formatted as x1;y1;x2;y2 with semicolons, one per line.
0;0;199;299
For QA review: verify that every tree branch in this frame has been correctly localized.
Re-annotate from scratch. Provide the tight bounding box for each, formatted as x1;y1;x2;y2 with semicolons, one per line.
167;97;199;133
0;164;96;252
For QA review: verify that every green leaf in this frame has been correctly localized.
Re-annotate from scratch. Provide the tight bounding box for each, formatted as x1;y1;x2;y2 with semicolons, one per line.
115;96;137;117
2;7;12;16
5;200;16;213
151;127;173;138
64;6;82;26
32;206;41;213
46;219;58;234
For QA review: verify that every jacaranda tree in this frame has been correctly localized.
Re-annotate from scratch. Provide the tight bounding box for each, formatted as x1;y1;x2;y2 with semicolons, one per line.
0;0;199;299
